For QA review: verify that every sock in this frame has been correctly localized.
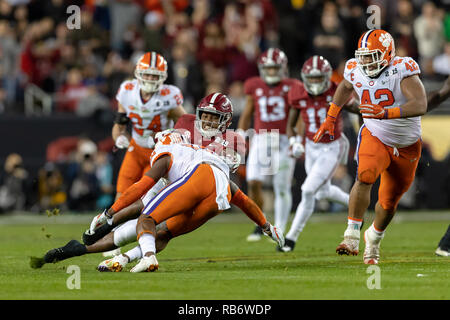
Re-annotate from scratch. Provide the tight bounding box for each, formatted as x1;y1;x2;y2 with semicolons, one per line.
274;187;292;233
347;216;363;231
367;223;385;243
286;190;315;242
123;245;142;262
138;233;156;256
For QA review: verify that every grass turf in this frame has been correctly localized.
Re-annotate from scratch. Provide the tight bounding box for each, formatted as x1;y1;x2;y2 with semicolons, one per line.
0;211;449;300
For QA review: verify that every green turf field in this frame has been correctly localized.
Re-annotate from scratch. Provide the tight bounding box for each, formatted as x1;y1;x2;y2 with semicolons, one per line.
0;211;449;300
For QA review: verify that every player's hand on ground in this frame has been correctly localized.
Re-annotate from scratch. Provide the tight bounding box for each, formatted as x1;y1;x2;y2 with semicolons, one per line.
262;222;285;248
313;116;336;142
359;103;386;119
288;136;304;158
88;209;108;234
115;135;130;149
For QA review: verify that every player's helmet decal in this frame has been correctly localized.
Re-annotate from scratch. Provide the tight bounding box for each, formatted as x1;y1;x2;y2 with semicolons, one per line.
301;55;332;95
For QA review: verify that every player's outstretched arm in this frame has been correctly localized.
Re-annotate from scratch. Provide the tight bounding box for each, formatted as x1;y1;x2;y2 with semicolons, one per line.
229;180;285;248
107;155;171;216
427;76;450;112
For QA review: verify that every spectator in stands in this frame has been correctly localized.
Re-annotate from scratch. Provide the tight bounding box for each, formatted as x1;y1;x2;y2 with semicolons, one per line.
312;3;346;69
95;151;114;210
37;162;67;211
66;138;99;212
433;41;450;76
414;1;445;76
392;0;418;59
55;67;90;113
0;153;28;212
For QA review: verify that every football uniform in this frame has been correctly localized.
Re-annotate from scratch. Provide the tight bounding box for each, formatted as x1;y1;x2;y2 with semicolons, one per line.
142;143;232;237
244;77;297;181
115;79;183;193
344;56;422;211
243;76;299;232
284;81;350;242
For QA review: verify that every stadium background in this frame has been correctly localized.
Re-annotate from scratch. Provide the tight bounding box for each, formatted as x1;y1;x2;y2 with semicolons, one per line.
0;0;449;215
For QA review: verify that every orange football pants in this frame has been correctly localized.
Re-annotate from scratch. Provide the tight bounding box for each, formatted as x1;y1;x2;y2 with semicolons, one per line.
116;139;152;194
142;164;231;237
356;126;421;211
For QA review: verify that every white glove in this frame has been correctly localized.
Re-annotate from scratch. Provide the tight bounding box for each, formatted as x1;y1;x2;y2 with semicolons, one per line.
115;135;130;149
88;209;112;234
289;136;304;158
262;223;285;248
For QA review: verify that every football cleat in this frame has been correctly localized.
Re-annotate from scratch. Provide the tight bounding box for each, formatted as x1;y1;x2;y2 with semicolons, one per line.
363;228;383;265
277;238;296;252
246;226;263;242
336;228;360;256
435;247;450;257
43;240;87;264
130;255;159;273
97;254;129;272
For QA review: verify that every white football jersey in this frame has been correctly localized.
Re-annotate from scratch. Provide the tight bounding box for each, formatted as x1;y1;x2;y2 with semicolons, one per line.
344;56;422;148
116;79;183;148
150;143;230;183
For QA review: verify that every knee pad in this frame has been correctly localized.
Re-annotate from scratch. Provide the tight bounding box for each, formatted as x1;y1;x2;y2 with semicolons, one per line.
358;168;378;185
113;219;137;247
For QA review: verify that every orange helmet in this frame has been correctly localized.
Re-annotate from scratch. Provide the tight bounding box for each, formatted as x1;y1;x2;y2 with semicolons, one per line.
355;29;395;77
134;52;168;93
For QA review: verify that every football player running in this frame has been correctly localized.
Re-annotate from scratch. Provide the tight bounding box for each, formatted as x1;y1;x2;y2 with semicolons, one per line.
238;48;300;241
279;55;350;252
313;29;427;264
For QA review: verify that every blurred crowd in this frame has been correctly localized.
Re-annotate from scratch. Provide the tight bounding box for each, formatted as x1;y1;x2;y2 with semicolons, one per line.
0;0;449;115
0;0;449;213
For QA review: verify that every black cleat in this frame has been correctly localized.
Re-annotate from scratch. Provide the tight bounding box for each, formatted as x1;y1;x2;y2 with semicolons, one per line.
277;238;296;252
82;223;114;245
43;240;87;264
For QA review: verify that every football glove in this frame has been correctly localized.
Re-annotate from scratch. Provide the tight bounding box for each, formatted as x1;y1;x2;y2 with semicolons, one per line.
313;115;336;142
262;223;285;248
359;103;386;119
288;136;304;158
88;209;112;234
115;135;130;149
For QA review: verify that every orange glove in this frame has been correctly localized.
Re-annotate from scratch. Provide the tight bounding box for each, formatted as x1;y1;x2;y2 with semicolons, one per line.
313;102;342;143
359;104;402;119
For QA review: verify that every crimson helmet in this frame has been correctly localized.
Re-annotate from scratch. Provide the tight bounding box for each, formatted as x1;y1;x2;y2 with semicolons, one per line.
195;93;233;138
257;48;288;85
134;51;168;93
301;55;332;95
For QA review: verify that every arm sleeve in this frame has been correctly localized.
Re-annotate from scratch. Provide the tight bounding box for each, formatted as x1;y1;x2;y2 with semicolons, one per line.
230;188;267;227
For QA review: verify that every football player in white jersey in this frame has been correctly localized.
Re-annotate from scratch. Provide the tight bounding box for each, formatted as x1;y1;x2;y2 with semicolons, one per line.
279;55;350;252
113;51;186;199
313;29;427;264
